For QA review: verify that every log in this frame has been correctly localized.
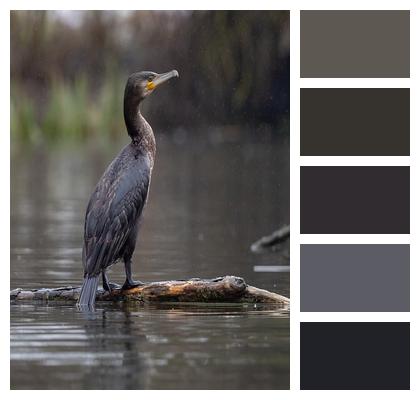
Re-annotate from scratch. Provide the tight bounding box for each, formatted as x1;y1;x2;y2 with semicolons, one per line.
250;225;290;253
10;275;289;306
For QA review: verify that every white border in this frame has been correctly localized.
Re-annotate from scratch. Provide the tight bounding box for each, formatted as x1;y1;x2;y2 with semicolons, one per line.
2;1;419;398
289;8;300;391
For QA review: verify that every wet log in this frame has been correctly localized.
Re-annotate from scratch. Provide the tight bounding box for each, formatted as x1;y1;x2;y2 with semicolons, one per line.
10;276;289;306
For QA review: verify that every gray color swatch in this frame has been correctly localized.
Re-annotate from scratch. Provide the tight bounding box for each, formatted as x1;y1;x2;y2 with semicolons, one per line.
300;244;410;312
300;88;410;156
301;10;410;78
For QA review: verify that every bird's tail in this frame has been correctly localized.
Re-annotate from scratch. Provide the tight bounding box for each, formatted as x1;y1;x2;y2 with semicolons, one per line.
78;275;100;306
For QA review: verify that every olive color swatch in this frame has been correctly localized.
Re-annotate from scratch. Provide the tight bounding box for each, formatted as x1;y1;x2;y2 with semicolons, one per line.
300;322;410;389
300;88;410;156
300;244;410;312
300;166;410;234
300;10;410;77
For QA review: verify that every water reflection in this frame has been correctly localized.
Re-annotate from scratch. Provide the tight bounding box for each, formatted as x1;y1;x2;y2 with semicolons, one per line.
11;129;290;389
11;303;289;389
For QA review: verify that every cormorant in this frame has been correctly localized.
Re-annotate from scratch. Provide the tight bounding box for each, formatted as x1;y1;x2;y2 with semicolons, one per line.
78;69;179;306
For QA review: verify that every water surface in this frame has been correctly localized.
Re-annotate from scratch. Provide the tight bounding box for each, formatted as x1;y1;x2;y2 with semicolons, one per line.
11;129;290;389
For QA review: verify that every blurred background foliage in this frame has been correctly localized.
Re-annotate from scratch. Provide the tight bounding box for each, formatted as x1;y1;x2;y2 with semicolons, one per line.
11;10;290;144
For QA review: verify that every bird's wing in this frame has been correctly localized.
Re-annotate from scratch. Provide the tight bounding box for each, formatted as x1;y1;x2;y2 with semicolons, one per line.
83;152;151;277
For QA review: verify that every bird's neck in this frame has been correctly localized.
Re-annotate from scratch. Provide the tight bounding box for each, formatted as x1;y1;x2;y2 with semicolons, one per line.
124;102;156;158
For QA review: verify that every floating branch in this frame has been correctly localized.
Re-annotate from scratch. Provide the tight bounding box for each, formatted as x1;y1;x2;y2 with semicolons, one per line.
251;225;290;254
10;275;289;306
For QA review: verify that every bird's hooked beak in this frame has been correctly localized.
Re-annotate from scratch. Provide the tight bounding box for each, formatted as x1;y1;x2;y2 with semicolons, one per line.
147;70;179;91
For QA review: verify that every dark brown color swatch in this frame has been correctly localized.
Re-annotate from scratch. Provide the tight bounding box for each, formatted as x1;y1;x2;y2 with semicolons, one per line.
300;10;410;78
300;166;410;234
300;88;410;156
300;322;410;389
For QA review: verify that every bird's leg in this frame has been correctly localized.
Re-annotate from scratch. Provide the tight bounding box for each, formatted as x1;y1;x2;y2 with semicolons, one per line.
102;270;121;292
121;258;143;290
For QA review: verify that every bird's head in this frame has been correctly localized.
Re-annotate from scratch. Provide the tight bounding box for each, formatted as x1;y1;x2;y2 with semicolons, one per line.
124;70;179;104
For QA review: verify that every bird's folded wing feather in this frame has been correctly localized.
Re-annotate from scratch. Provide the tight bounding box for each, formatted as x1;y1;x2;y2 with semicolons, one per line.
83;154;150;276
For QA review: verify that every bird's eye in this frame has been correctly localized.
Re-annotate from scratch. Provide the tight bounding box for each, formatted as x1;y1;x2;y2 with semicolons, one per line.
148;76;154;82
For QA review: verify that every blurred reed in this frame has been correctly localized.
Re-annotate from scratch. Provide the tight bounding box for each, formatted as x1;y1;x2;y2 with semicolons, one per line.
11;70;126;143
11;10;290;144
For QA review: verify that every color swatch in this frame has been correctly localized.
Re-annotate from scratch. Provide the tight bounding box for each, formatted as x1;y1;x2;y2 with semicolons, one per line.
300;10;410;77
299;8;411;392
300;166;410;234
300;322;410;389
300;88;410;156
300;244;410;312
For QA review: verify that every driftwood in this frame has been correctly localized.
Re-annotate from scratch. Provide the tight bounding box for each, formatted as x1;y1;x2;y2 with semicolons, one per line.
251;225;290;253
10;275;289;306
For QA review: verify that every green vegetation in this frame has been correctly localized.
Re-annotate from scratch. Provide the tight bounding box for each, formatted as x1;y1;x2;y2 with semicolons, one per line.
11;71;126;143
11;11;290;144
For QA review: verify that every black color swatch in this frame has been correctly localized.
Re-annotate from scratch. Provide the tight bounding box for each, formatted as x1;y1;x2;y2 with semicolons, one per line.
300;166;410;234
300;322;410;390
300;88;410;156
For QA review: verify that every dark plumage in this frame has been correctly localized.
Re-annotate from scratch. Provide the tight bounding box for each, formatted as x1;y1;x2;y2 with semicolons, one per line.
78;70;179;306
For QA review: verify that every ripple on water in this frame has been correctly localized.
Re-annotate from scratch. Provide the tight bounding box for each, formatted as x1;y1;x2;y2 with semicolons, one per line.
11;135;290;389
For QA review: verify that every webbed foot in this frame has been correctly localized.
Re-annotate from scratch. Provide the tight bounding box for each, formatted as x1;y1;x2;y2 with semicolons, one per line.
103;281;121;292
121;280;144;291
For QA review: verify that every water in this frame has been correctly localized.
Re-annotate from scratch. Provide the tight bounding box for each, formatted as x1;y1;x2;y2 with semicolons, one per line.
10;128;290;389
